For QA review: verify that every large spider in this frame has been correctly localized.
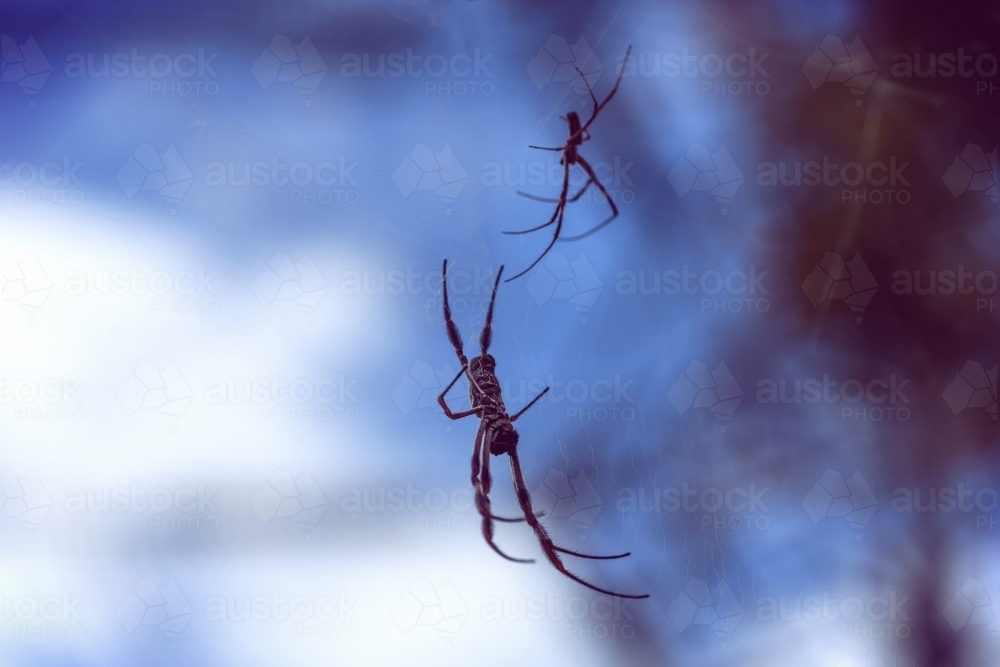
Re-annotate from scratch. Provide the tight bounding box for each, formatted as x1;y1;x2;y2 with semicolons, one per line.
437;259;648;599
504;46;633;282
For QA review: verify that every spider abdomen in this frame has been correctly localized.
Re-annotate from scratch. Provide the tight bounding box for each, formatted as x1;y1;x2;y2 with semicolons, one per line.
488;420;518;456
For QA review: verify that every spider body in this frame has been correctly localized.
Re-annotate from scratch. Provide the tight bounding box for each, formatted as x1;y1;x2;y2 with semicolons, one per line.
465;354;518;456
562;111;586;163
504;46;633;282
437;259;649;599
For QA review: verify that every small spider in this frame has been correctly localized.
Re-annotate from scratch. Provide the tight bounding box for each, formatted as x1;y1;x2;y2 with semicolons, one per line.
437;259;649;599
504;46;633;282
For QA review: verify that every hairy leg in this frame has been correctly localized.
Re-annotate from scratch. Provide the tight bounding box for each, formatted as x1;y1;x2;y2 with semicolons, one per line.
507;447;649;599
479;266;505;355
474;427;534;563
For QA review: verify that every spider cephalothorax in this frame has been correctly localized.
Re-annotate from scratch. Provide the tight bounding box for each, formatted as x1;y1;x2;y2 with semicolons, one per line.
504;46;633;282
468;354;498;382
436;259;648;599
563;112;583;162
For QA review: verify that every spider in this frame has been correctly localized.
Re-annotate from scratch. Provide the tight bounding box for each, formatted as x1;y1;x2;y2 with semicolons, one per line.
504;45;633;282
437;259;649;599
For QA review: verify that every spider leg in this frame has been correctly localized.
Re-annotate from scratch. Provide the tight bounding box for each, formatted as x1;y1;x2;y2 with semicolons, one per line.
437;366;483;420
504;160;571;282
554;545;631;560
480;427;494;495
578;45;633;137
566;177;595;203
528;145;565;152
442;259;488;396
559;155;619;242
507;447;650;599
504;198;566;282
510;387;550;422
492;511;545;523
502;198;563;235
469;418;542;523
470;421;526;523
574;64;601;128
516;175;594;205
506;153;569;238
473;426;534;564
515;191;559;204
479;265;504;355
441;259;469;368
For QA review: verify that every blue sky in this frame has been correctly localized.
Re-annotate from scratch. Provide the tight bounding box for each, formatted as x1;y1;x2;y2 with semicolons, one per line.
1;1;998;665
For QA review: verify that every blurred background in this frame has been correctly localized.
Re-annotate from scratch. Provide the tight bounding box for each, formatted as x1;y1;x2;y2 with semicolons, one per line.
1;0;998;665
